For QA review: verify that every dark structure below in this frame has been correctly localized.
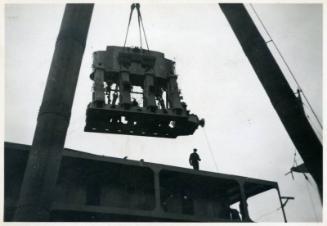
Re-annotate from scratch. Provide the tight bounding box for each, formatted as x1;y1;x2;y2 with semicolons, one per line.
5;142;285;222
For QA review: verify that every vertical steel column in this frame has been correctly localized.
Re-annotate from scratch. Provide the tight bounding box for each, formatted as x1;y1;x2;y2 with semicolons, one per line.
93;69;105;106
153;168;162;213
239;182;251;222
14;4;94;221
219;4;322;199
143;72;157;111
119;70;132;108
167;75;183;114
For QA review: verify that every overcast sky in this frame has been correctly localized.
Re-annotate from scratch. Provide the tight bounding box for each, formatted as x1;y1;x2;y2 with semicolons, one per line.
5;3;323;222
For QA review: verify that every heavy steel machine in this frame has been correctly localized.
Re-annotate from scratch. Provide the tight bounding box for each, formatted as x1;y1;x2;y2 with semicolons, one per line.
84;4;204;138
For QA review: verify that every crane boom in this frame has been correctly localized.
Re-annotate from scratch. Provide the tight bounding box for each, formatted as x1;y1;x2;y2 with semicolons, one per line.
219;3;322;199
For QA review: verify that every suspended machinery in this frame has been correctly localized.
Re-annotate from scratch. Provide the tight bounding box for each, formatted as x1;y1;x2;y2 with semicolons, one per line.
84;46;204;138
84;4;204;138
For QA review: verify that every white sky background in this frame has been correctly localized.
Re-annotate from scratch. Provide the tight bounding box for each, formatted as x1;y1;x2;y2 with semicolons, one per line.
5;3;323;222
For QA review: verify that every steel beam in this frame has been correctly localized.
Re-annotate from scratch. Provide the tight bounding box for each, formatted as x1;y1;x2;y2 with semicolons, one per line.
219;3;322;200
13;4;94;221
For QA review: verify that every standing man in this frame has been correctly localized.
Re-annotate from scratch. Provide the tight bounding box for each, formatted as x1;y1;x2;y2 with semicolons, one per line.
189;148;201;170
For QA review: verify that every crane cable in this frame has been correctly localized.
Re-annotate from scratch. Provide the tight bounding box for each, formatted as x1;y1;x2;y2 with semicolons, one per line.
202;128;219;172
302;101;323;140
250;4;323;220
291;150;310;182
136;5;150;50
136;5;143;49
249;4;323;130
123;3;150;50
123;4;135;47
291;150;319;221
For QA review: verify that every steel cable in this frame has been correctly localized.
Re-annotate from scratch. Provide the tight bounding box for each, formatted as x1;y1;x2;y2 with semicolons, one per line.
249;4;322;129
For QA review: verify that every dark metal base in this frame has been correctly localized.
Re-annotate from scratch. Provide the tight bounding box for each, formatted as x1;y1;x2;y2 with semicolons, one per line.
84;103;202;138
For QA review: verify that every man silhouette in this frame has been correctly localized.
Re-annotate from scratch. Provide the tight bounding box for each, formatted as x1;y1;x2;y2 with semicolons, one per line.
189;148;201;170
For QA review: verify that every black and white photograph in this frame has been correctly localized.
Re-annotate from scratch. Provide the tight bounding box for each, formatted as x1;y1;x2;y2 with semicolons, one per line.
3;1;323;223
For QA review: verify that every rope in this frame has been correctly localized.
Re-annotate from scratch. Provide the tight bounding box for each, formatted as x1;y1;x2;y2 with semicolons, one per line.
292;150;319;220
202;128;219;172
249;4;323;129
292;149;312;183
137;8;143;49
123;4;135;47
123;3;150;50
304;177;319;221
136;6;150;50
302;102;323;140
306;115;323;140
